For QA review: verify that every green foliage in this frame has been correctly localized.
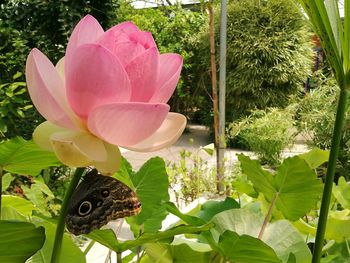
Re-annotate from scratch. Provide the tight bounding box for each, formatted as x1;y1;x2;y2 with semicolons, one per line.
0;221;45;263
238;154;323;221
332;176;350;209
211;208;312;263
127;157;170;233
167;149;217;204
218;231;281;263
195;0;313;126
117;2;208;117
297;75;350;180
229;108;296;165
0;73;42;140
0;137;60;175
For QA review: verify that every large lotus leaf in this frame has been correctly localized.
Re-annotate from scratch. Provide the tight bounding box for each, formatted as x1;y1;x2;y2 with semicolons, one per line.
0;220;45;263
218;230;281;263
298;148;329;169
88;224;213;253
1;195;35;217
1;173;12;192
28;219;86;263
141;238;216;263
0;137;60;175
128;157;169;229
197;197;240;222
324;210;350;242
332;176;350;209
238;154;323;220
211;207;312;263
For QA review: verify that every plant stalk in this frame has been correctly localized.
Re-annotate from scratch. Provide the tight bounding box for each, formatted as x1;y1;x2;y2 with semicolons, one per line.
312;88;348;262
117;252;122;263
0;167;3;219
50;167;85;263
258;192;279;239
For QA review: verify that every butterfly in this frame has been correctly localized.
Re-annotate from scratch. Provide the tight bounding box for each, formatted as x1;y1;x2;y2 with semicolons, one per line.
65;169;141;235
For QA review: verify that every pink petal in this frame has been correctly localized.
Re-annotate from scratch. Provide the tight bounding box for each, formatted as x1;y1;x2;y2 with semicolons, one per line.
87;102;170;146
26;49;80;130
129;31;157;49
150;54;183;103
125;47;159;102
123;113;187;152
97;30;145;66
108;21;140;35
66;44;131;119
65;15;104;72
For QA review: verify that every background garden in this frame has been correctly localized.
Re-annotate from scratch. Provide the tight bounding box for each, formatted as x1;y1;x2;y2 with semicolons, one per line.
0;0;349;262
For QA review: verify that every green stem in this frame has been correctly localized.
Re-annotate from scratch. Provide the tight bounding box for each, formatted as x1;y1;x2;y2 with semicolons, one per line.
117;252;122;263
50;167;85;263
312;88;348;262
258;192;279;240
0;167;3;219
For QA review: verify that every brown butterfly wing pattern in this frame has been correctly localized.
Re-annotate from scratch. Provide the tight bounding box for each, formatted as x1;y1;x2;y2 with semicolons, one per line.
65;169;141;235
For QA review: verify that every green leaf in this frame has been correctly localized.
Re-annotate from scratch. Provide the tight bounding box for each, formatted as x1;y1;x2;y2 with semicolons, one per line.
274;156;323;220
324;210;350;242
114;156;134;189
88;223;213;253
128;157;169;229
28;219;86;263
211;207;312;263
332;176;350;209
144;239;216;263
197;197;240;222
238;154;275;202
0;220;45;263
239;154;323;220
165;201;206;226
218;231;281;263
1;195;35;217
297;0;344;85
1;173;12;192
299;148;329;169
0;137;60;175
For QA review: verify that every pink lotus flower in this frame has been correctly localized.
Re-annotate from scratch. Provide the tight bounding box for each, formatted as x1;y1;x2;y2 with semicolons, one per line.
26;15;186;174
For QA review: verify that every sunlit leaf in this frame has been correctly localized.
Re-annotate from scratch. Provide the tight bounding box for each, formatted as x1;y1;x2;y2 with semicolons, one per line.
0;220;45;263
218;230;281;263
0;137;60;175
143;239;216;263
299;148;329;169
238;154;323;220
1;195;35;217
28;219;86;263
1;173;12;192
332;176;350;209
197;197;240;222
127;157;170;231
325;210;350;242
211;207;312;263
88;224;213;253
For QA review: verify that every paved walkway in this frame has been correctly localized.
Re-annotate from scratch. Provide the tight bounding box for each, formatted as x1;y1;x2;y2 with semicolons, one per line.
85;125;310;262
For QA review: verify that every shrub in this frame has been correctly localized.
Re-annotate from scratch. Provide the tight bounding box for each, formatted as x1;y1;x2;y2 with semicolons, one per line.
297;74;350;180
228;107;296;165
195;0;313;127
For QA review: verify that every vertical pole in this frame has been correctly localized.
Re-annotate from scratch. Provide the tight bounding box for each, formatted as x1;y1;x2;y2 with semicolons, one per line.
208;5;221;193
217;0;227;193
